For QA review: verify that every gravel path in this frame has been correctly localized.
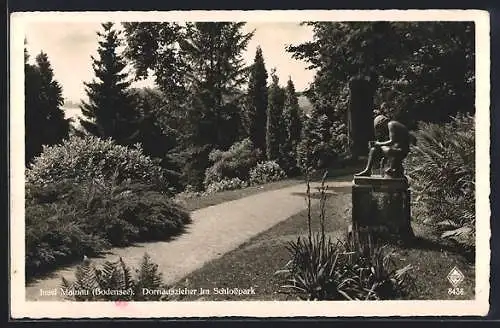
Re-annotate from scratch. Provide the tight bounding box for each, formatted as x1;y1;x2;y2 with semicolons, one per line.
25;178;353;301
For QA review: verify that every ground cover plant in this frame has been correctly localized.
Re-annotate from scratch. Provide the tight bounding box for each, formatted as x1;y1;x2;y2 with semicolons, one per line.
61;253;168;301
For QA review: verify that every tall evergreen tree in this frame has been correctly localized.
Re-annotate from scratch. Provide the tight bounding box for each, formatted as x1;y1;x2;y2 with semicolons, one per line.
25;46;69;165
80;22;138;145
36;52;70;145
25;45;42;165
243;46;268;154
178;22;253;188
266;69;285;161
280;77;302;174
180;22;253;149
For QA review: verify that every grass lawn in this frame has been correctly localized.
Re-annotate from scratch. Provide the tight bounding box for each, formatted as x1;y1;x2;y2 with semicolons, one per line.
175;178;304;212
170;187;475;301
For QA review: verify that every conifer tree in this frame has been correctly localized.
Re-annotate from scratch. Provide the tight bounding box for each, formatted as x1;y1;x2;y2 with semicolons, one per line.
180;22;253;149
281;77;302;174
244;46;268;154
80;22;138;145
25;45;42;165
178;22;253;189
266;69;285;161
25;46;69;165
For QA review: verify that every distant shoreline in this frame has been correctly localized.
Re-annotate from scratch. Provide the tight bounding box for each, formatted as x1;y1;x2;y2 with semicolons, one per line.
63;106;83;126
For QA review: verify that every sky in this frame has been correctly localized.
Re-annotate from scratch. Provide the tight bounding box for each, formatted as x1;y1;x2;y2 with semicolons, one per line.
24;22;317;103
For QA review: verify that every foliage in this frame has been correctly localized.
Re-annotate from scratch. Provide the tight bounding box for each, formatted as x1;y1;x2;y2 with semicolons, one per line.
124;22;254;190
266;69;286;161
203;138;262;188
61;253;167;301
243;46;268;154
26;135;172;192
25;178;190;278
375;23;474;125
123;22;254;147
288;22;473;164
122;22;186;97
276;173;414;300
287;22;474;128
249;161;286;185
80;22;139;145
25;47;70;165
406;114;475;249
205;177;249;194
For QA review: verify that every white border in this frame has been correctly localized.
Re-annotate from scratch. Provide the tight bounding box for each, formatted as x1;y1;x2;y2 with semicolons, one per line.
10;10;491;318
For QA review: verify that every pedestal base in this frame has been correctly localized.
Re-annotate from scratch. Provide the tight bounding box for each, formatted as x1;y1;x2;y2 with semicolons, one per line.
351;175;414;243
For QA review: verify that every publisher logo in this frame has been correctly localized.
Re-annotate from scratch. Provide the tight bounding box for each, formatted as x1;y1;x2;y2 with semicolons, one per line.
447;266;465;287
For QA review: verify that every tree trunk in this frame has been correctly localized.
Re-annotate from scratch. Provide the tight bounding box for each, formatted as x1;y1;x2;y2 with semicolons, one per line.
348;75;376;159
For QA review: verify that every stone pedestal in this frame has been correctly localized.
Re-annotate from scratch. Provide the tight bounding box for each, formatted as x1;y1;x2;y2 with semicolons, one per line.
351;175;414;243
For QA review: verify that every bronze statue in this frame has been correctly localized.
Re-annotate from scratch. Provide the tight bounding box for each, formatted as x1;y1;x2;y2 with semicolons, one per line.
355;116;415;178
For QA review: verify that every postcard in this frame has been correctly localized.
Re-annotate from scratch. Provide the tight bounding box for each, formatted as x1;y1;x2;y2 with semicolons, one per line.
10;9;490;318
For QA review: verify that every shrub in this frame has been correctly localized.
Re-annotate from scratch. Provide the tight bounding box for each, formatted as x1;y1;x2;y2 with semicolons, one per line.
296;112;347;173
179;145;213;192
61;253;168;301
203;138;262;188
26;135;172;194
205;177;248;194
249;161;286;185
406;114;475;249
26;201;110;278
25;178;190;279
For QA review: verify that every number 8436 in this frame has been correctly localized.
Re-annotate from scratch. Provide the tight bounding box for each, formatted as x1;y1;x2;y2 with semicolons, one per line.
448;287;465;296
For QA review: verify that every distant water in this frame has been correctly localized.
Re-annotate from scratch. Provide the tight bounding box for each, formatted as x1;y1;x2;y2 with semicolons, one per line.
63;107;83;127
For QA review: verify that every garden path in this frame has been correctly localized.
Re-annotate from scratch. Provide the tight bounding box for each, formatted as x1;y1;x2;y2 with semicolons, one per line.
25;176;353;301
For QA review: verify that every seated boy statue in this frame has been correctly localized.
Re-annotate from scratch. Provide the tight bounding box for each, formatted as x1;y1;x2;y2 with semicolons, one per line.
355;117;415;178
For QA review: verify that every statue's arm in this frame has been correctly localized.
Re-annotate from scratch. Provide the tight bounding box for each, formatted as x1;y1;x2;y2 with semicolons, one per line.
375;122;397;146
375;139;393;146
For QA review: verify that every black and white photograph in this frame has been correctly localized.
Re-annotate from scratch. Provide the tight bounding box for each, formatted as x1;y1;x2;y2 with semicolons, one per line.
9;10;490;318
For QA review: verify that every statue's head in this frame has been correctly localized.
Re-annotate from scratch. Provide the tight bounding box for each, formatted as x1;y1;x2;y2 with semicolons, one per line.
374;115;390;139
374;115;390;127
